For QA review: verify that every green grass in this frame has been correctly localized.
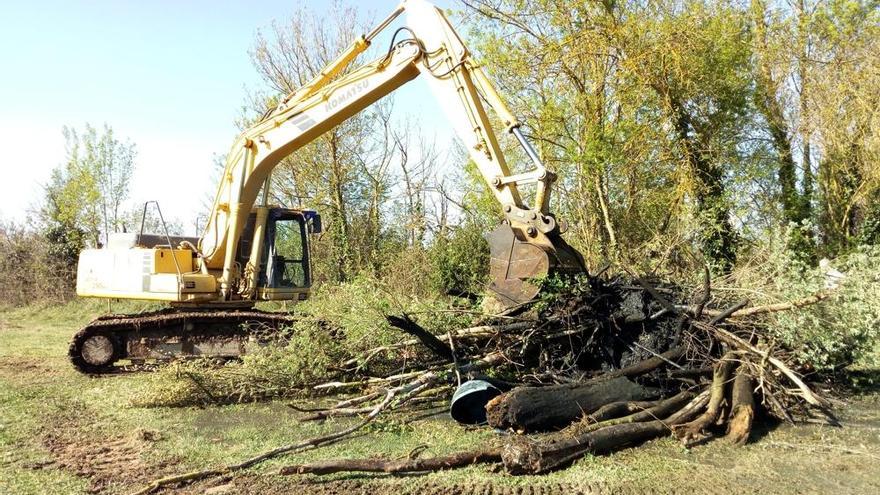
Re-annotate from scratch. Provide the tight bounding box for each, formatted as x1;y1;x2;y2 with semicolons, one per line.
2;301;880;494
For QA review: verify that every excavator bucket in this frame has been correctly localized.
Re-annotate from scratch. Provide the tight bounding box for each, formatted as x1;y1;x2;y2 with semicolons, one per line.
486;224;586;307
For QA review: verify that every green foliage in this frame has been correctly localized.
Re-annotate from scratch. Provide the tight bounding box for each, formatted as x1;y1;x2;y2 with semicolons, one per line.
290;276;475;357
461;0;878;270
132;324;342;407
136;276;474;406
428;223;490;297
857;200;880;246
784;219;819;266
0;221;81;306
533;273;594;313
728;235;880;371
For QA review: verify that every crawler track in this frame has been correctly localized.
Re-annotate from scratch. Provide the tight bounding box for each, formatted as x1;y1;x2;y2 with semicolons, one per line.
68;308;299;374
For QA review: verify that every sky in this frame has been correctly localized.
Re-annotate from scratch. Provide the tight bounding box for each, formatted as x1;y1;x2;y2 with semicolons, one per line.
0;0;454;233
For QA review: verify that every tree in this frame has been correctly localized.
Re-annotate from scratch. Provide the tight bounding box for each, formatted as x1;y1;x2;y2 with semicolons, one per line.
809;0;880;254
462;0;753;272
247;1;444;282
44;124;136;247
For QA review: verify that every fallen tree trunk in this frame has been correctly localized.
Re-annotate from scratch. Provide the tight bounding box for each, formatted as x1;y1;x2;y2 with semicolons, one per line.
486;377;658;432
725;365;755;446
279;448;501;475
501;389;710;474
672;353;736;446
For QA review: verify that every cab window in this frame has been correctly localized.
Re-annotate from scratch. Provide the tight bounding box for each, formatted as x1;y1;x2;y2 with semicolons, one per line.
266;218;308;288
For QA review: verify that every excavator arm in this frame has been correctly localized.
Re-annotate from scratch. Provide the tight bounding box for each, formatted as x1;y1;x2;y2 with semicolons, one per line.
198;0;584;305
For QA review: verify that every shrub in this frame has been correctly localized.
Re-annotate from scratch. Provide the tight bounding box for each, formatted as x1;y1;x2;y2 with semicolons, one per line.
428;225;489;298
132;324;342;407
725;232;880;371
0;221;80;306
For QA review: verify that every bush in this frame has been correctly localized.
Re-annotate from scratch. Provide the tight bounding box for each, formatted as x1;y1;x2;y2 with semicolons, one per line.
0;221;79;306
725;233;880;371
132;324;343;407
771;246;880;370
428;225;489;297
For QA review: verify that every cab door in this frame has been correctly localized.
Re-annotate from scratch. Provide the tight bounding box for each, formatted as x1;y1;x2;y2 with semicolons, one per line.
259;209;313;301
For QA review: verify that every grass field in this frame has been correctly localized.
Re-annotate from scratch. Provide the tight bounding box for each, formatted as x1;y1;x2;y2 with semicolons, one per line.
2;301;879;494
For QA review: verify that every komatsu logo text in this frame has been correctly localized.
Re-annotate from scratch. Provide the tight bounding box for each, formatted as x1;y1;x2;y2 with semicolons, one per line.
325;80;370;112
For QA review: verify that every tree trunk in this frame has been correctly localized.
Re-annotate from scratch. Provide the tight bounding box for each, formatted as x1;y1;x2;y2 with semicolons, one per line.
486;377;657;432
725;365;755;446
501;390;709;474
672;353;736;446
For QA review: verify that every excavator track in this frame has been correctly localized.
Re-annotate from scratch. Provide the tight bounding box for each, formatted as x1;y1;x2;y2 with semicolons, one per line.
68;309;299;374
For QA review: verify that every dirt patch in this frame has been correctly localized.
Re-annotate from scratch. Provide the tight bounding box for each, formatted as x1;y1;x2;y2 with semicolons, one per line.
0;356;57;373
37;428;178;494
179;476;636;495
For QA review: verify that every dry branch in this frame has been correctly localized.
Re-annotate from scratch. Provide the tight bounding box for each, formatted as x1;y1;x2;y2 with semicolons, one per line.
386;314;454;362
679;290;832;319
577;390;696;434
694;322;831;409
584;399;663;424
279;448;502;475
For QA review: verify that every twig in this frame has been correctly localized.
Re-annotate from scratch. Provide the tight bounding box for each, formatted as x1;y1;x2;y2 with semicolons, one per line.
448;332;461;387
708;300;749;325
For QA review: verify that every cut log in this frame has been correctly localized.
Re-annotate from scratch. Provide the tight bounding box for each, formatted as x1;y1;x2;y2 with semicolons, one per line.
486;376;657;432
501;389;709;474
725;365;755;446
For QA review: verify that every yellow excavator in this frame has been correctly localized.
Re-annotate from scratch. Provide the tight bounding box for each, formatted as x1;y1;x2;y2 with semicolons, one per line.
70;0;584;373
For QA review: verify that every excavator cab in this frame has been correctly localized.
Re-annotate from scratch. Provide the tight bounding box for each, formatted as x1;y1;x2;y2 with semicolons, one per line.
237;208;321;301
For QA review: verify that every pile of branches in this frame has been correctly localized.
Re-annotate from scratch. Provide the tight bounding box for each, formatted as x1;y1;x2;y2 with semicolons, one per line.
135;271;836;492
